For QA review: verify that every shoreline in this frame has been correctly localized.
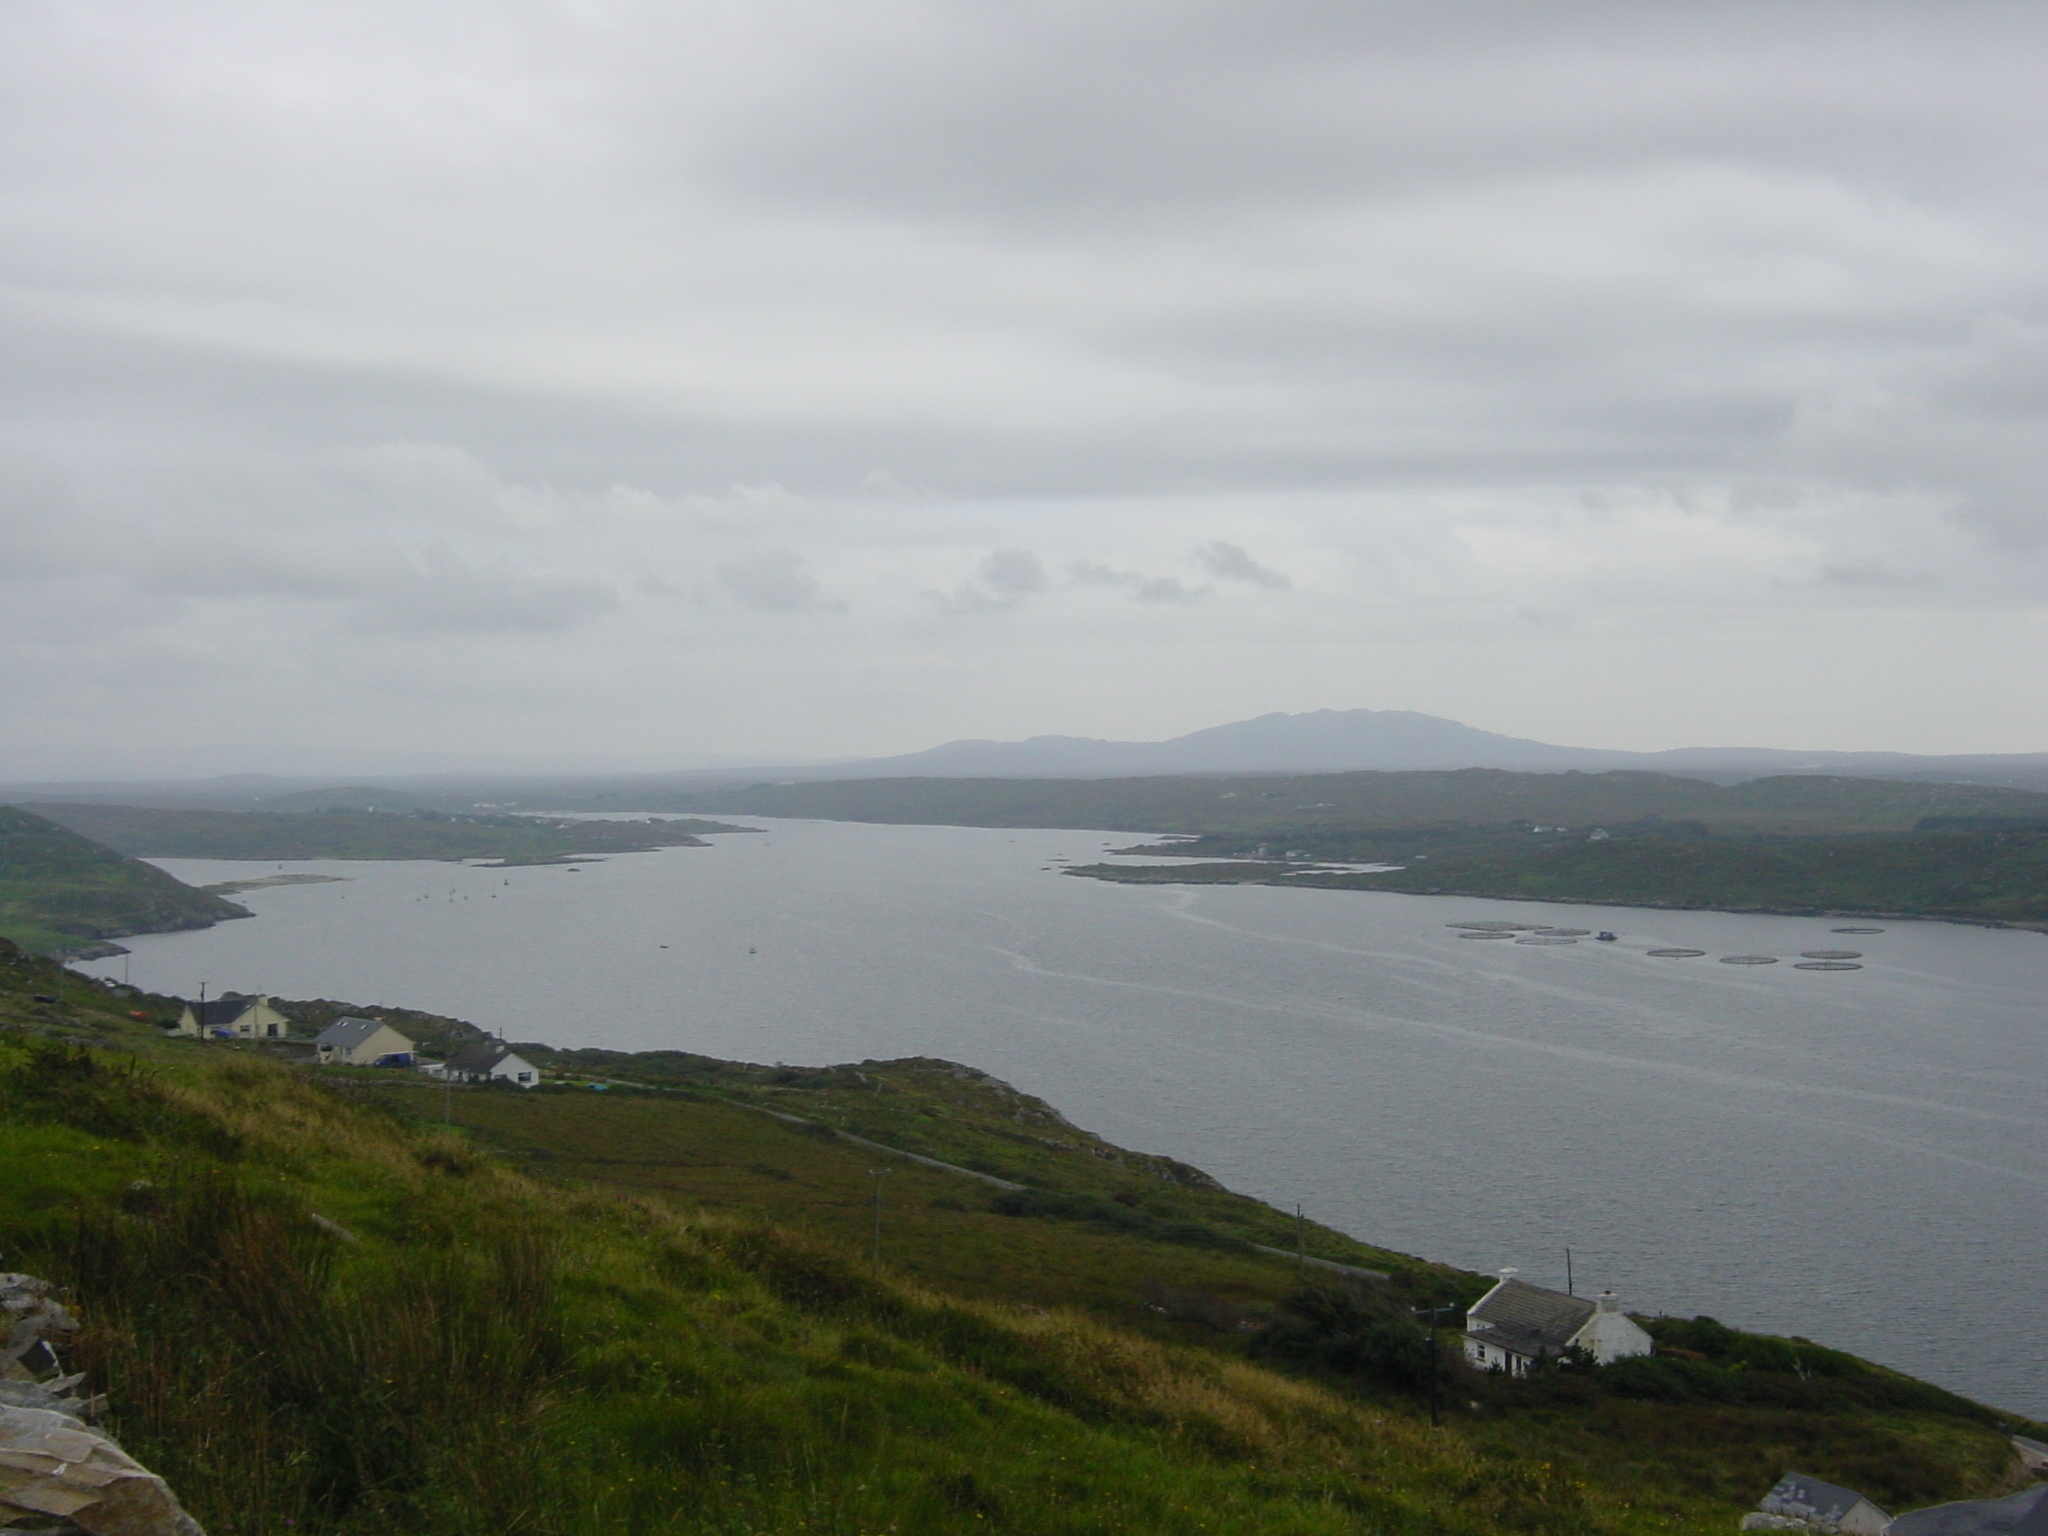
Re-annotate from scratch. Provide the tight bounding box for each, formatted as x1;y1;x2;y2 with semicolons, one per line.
1067;861;2048;934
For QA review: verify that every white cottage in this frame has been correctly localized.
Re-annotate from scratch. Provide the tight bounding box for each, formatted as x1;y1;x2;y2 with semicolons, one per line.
1747;1472;1891;1535
1462;1270;1653;1375
434;1042;540;1088
313;1017;416;1067
177;994;292;1040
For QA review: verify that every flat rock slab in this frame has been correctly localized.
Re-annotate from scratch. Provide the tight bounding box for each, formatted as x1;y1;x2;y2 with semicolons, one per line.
0;1405;205;1536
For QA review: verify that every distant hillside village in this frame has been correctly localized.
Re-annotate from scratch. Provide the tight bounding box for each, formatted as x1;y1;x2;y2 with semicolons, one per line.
172;990;540;1087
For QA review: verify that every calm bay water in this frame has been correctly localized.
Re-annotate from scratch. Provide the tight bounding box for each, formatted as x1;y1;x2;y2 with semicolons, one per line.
77;818;2048;1418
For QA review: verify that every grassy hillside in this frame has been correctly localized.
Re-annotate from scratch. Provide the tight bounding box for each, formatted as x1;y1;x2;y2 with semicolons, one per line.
360;1064;1451;1342
28;801;754;863
1076;825;2048;926
659;768;2048;836
6;942;2042;1535
0;803;249;956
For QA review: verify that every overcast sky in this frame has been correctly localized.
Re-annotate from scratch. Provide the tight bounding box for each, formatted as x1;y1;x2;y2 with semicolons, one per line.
3;0;2045;777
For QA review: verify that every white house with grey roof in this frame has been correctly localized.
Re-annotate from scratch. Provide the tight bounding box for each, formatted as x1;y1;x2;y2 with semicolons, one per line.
313;1017;416;1067
176;994;291;1040
1742;1473;1892;1535
431;1041;540;1087
1462;1270;1652;1375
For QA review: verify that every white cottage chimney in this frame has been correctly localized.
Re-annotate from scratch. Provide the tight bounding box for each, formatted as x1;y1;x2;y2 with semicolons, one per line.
1596;1291;1620;1312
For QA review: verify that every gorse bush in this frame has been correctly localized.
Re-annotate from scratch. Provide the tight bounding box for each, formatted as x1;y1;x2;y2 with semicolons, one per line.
1249;1283;1448;1395
30;1169;565;1535
988;1187;1251;1253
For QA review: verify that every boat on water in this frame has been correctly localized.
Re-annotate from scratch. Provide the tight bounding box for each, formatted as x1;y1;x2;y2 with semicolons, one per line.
1594;931;1618;942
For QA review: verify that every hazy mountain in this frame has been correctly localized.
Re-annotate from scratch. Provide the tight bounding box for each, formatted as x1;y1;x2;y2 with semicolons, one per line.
796;709;2048;788
816;709;1631;777
8;709;2048;810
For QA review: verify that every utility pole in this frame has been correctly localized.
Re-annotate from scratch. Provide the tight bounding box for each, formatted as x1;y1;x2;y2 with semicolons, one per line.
1413;1303;1454;1428
867;1169;891;1278
1295;1204;1306;1276
1565;1247;1574;1296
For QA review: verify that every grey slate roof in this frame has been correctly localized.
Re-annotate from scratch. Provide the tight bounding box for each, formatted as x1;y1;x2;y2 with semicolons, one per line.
1472;1321;1576;1360
189;996;257;1027
1888;1484;2048;1536
1760;1473;1882;1527
1467;1278;1596;1354
314;1017;391;1048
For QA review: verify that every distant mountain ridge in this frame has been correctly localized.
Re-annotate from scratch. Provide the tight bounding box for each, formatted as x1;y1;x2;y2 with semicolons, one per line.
8;708;2048;808
789;708;2048;789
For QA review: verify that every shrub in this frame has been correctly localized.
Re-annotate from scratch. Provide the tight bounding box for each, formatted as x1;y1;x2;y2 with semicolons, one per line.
1249;1282;1441;1393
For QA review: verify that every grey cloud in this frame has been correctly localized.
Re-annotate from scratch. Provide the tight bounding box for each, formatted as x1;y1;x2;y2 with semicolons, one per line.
982;549;1050;596
1195;541;1290;589
6;1;2048;766
355;556;621;634
931;549;1050;614
1778;323;2048;550
718;549;845;613
1068;562;1206;605
699;3;2048;228
0;450;95;578
1815;561;1933;590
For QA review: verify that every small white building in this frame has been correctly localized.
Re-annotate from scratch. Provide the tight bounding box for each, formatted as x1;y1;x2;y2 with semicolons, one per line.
177;994;292;1040
1462;1270;1653;1375
313;1017;416;1067
1746;1472;1891;1535
434;1042;540;1088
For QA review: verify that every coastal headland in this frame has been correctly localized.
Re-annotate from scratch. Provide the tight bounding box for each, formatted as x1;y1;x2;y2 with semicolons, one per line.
4;938;2044;1536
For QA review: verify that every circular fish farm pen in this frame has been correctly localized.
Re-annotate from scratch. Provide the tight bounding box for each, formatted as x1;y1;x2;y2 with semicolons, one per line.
1534;927;1591;936
1646;948;1707;958
1800;949;1863;960
1832;926;1884;934
1795;960;1863;971
1719;954;1779;965
1450;921;1535;931
1458;931;1515;939
1515;936;1577;945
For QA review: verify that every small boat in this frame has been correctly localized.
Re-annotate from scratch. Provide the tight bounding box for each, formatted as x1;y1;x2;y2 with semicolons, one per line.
1594;931;1618;942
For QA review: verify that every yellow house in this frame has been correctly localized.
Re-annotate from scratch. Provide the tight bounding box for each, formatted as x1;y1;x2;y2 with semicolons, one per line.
176;994;292;1040
313;1017;416;1066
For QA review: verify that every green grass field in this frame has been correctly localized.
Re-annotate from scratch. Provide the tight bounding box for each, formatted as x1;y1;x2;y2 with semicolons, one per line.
367;1082;1435;1344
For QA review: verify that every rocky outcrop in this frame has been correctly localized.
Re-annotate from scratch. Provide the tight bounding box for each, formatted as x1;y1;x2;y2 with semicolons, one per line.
0;1274;205;1536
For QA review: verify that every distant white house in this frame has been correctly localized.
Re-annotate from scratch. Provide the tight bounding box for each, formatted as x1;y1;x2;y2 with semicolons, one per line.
1462;1270;1653;1375
1743;1472;1891;1535
176;994;291;1040
313;1017;416;1067
432;1042;540;1088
